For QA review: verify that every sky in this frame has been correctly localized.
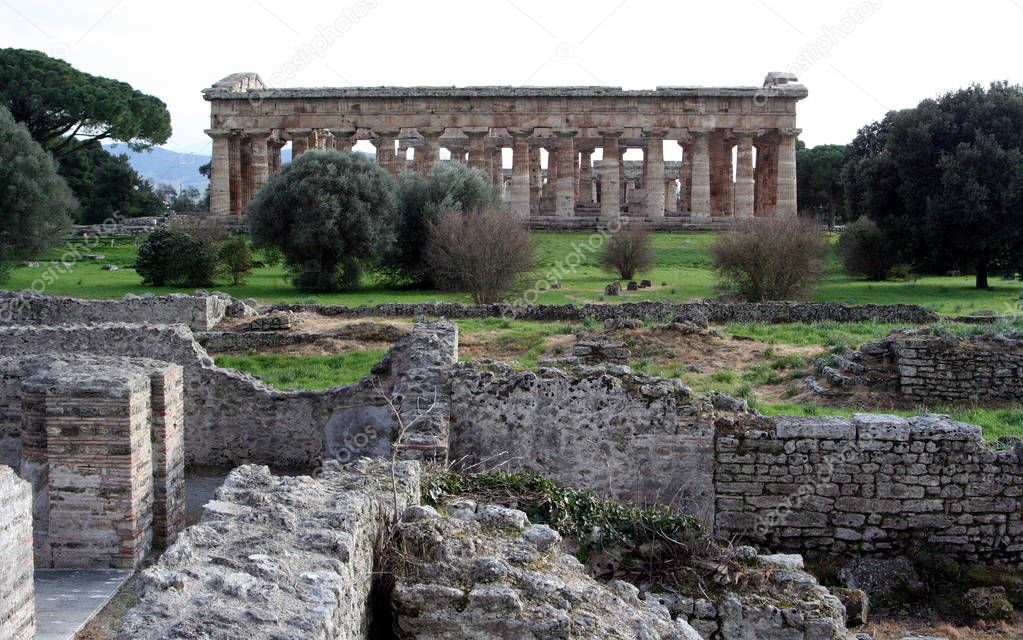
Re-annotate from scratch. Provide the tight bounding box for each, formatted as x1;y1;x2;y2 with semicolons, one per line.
3;0;1022;162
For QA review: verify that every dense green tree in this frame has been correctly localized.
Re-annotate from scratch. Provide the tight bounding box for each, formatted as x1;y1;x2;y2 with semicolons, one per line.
0;106;74;280
218;235;254;285
0;49;171;158
136;229;218;287
383;161;499;286
248;150;398;292
797;143;847;226
57;141;164;223
837;217;899;281
842;82;1023;288
168;187;205;213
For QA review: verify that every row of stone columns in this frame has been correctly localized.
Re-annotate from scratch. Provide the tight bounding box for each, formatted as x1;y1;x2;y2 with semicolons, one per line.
207;126;799;219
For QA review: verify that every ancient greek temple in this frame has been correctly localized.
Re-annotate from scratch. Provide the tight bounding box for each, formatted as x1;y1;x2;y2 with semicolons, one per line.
203;72;806;227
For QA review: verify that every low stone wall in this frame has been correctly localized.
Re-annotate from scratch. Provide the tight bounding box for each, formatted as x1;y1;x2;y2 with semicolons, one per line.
0;291;228;331
449;363;718;520
117;460;421;640
715;414;1023;566
0;321;457;468
0;465;34;640
896;333;1023;402
263;299;938;325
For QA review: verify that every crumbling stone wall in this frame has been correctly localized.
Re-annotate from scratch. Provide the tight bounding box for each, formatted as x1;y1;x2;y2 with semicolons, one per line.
896;333;1023;402
716;414;1023;566
0;290;228;331
117;460;421;640
0;465;34;640
449;363;717;519
0;321;458;468
265;299;938;325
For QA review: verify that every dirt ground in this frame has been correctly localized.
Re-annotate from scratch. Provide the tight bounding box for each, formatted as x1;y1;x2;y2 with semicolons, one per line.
864;617;1023;639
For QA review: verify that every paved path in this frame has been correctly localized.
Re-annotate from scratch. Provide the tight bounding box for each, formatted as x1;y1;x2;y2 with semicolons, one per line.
34;570;132;640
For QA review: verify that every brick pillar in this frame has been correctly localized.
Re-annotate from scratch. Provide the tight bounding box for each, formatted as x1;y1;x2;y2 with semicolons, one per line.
148;364;185;548
509;128;532;219
417;127;444;175
465;128;489;173
246;129;271;203
554;129;577;217
690;130;712;219
206;129;231;215
529;144;541;214
643;129;667;220
777;128;801;217
734;131;756;219
329;127;356;153
599;129;622;221
0;466;34;640
290;128;311;159
25;364;154;569
228;133;242;215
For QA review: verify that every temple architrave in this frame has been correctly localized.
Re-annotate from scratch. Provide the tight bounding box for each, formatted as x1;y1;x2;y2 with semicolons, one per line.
203;72;807;228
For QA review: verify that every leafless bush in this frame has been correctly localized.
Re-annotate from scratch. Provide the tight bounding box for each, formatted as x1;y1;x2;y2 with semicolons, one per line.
711;217;828;301
601;224;655;280
425;206;536;304
170;215;233;245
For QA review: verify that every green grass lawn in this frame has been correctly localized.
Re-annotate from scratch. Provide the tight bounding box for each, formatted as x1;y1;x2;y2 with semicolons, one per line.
213;349;387;390
7;231;1023;315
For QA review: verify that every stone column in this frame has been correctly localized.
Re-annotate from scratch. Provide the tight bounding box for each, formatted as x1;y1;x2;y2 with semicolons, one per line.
239;137;253;211
643;129;667;220
417;127;444;174
664;179;677;213
690;130;712;219
618;147;627;207
509;128;533;219
734;131;756;219
374;129;399;176
329;127;357;153
228;133;242;215
206;129;231;216
246;129;271;200
529;144;542;213
290;128;311;158
598;129;622;221
464;128;489;173
682;145;693;212
489;145;503;190
709;131;734;216
578;149;594;204
553;129;577;217
268;139;283;174
776;128;800;217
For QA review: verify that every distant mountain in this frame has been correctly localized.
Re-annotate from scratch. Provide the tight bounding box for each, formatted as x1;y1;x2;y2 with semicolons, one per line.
104;143;210;190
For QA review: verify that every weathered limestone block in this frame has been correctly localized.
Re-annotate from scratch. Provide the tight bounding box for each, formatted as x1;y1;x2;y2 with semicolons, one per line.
117;460;421;640
0;465;34;640
0;290;227;331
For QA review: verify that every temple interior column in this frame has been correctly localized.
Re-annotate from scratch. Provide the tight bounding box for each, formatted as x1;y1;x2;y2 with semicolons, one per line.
268;137;283;174
690;130;711;219
247;129;271;203
509;129;532;218
290;128;311;159
228;133;242;215
489;145;503;191
598;130;621;221
664;179;677;213
417;127;443;174
734;131;756;219
528;144;541;214
578;149;594;204
682;145;693;213
776;128;800;217
754;135;778;216
465;128;489;173
618;147;627;208
554;130;577;217
206;129;231;215
643;129;667;220
374;129;399;176
239;136;253;213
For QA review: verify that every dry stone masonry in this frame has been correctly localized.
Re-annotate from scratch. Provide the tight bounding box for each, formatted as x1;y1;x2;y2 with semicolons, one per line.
0;290;228;331
0;465;34;640
117;460;421;640
204;72;807;225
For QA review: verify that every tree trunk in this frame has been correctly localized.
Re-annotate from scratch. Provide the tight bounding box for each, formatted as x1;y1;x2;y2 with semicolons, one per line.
976;258;989;289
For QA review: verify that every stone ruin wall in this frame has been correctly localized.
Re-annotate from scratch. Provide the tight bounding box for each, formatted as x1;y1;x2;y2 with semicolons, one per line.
0;290;229;331
116;460;421;640
896;333;1023;403
716;414;1023;566
0;465;34;640
448;363;717;520
265;299;939;326
0;320;458;469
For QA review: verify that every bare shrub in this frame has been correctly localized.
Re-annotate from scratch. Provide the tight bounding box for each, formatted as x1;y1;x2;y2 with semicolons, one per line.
425;207;536;304
837;216;898;281
711;217;828;301
601;224;655;280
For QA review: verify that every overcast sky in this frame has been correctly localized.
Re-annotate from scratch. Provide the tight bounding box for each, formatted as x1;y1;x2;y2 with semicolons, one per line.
3;0;1022;161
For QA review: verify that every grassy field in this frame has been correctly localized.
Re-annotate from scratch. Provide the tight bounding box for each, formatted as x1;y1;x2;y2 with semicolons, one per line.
213;349;387;390
6;231;1023;315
